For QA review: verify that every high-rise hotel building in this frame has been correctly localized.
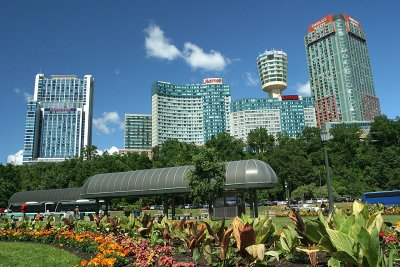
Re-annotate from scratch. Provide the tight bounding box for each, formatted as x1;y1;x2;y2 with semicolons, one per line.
152;78;231;146
305;14;380;127
230;50;316;140
23;74;94;164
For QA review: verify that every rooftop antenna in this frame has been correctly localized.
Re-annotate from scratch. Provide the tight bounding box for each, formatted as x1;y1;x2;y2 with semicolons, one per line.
39;67;42;74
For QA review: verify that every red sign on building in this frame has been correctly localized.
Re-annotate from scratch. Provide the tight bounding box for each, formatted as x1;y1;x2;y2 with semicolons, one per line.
308;14;334;33
282;95;300;101
343;14;362;29
203;78;223;84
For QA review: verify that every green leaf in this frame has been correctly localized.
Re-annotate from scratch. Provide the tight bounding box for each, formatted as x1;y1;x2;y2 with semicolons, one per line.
192;247;201;262
317;235;335;252
366;212;383;235
297;246;319;254
265;251;280;263
317;210;329;228
326;228;355;255
359;227;379;267
304;219;327;243
255;217;275;244
338;214;355;235
203;240;213;265
331;251;358;265
279;235;290;252
328;257;341;267
241;214;253;225
387;248;397;267
353;200;364;215
332;209;346;229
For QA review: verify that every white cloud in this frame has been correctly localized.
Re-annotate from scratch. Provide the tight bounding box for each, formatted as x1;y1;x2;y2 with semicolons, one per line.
296;81;311;97
183;42;228;72
93;111;123;135
144;23;230;72
7;150;24;165
99;146;119;155
145;24;181;61
245;72;259;87
14;88;33;101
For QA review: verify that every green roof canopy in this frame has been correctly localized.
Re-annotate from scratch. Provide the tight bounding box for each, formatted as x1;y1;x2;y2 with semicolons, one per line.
80;160;278;199
8;188;83;205
8;160;278;204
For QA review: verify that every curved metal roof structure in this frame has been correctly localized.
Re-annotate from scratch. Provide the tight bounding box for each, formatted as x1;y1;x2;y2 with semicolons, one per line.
80;160;278;199
8;188;83;205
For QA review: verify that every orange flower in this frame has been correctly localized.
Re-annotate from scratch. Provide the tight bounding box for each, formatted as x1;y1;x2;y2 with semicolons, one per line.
396;221;400;228
81;260;88;266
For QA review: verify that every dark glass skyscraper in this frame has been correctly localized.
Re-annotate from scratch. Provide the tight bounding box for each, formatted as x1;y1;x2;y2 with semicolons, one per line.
124;114;152;150
23;74;94;164
305;14;381;127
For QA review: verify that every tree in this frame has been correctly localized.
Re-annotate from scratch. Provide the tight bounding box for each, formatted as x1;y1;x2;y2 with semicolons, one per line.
247;127;275;154
205;132;245;161
186;147;225;217
0;164;21;207
81;145;99;161
369;115;400;148
152;140;199;168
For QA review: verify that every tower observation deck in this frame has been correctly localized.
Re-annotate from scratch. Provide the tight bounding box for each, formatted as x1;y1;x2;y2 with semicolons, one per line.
257;50;288;98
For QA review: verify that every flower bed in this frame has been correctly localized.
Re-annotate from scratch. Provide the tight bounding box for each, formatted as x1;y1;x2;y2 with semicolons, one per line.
1;202;399;267
0;226;193;266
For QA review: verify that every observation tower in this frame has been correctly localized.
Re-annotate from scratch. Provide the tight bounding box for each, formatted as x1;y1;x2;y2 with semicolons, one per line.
256;50;288;98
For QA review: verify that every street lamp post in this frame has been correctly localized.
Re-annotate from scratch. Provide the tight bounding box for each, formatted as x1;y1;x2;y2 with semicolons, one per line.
285;181;290;208
321;130;334;215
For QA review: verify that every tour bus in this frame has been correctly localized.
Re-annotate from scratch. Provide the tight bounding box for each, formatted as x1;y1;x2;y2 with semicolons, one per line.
3;199;99;220
362;190;400;206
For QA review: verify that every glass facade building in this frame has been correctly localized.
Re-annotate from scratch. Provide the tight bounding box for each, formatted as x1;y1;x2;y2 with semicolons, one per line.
231;96;316;140
152;78;231;146
124;114;152;150
305;14;381;127
23;74;94;164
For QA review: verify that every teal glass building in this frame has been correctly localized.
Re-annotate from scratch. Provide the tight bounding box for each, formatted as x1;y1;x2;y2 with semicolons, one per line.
305;14;381;127
23;74;94;164
231;96;316;140
151;78;231;146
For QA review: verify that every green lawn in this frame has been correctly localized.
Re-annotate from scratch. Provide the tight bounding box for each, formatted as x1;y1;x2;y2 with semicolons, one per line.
0;242;81;267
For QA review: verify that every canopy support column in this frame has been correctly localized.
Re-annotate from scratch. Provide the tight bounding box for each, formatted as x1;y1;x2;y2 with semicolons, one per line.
95;199;99;216
253;189;258;218
163;197;168;217
240;192;245;215
171;197;176;220
249;190;254;218
105;199;109;216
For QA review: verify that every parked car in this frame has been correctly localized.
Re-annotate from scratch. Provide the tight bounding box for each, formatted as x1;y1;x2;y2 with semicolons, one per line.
336;196;354;202
184;204;194;209
301;204;320;212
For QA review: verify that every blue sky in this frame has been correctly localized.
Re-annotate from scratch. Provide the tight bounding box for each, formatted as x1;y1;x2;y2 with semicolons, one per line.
1;0;399;164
